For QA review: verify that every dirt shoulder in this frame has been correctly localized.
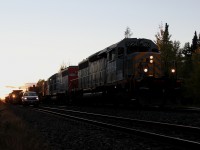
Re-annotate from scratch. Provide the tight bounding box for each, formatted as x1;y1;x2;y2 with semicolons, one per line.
0;101;50;150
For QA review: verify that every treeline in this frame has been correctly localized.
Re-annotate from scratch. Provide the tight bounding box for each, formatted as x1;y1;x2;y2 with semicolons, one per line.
156;23;200;103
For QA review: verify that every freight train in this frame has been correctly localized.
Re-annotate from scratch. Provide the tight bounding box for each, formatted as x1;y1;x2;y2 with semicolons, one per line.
43;38;181;106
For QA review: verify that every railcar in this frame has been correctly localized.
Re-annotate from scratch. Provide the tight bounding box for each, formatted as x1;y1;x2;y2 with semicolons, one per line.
70;38;180;106
44;66;78;104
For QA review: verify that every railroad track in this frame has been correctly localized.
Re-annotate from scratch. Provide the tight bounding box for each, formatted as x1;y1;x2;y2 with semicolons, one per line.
32;105;200;149
133;105;200;113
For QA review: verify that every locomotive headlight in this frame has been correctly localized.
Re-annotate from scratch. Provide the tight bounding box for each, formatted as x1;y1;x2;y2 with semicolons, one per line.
12;94;16;98
149;56;153;63
171;68;176;73
144;68;148;73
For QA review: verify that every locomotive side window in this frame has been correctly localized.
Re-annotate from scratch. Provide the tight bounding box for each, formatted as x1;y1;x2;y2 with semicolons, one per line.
109;51;112;61
118;47;124;58
108;49;116;61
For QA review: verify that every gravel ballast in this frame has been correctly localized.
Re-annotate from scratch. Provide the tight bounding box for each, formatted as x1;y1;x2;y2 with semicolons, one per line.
8;105;191;150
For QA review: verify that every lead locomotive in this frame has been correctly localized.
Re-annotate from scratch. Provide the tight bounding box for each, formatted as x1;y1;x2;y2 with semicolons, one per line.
69;38;181;106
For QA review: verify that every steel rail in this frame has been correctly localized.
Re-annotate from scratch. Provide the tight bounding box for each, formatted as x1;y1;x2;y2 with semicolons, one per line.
35;107;200;149
41;106;200;134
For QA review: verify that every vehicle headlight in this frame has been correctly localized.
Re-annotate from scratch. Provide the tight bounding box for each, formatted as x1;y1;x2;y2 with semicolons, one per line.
36;97;39;100
12;94;16;98
24;97;27;100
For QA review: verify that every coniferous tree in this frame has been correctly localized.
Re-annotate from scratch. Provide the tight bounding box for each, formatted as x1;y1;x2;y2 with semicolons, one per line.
198;33;200;45
181;32;200;104
180;42;193;78
197;33;200;52
191;31;198;53
182;42;192;57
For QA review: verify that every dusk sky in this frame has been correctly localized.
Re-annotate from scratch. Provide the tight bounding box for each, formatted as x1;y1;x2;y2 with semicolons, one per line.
0;0;199;98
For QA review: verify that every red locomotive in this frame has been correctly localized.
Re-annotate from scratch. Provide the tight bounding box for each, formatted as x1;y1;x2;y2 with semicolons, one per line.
43;66;78;104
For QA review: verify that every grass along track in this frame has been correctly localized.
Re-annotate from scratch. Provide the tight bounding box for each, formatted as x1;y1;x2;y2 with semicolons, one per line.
0;102;50;150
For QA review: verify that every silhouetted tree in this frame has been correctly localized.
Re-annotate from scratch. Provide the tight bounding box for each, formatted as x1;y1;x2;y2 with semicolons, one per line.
124;27;133;38
184;53;200;103
199;33;200;44
172;40;183;76
191;31;198;53
172;40;181;59
155;23;174;76
182;42;192;57
180;32;200;103
59;61;67;72
179;42;193;78
36;79;45;96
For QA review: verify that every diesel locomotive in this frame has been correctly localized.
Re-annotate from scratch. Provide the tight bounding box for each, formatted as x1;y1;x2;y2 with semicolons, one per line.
43;66;78;104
